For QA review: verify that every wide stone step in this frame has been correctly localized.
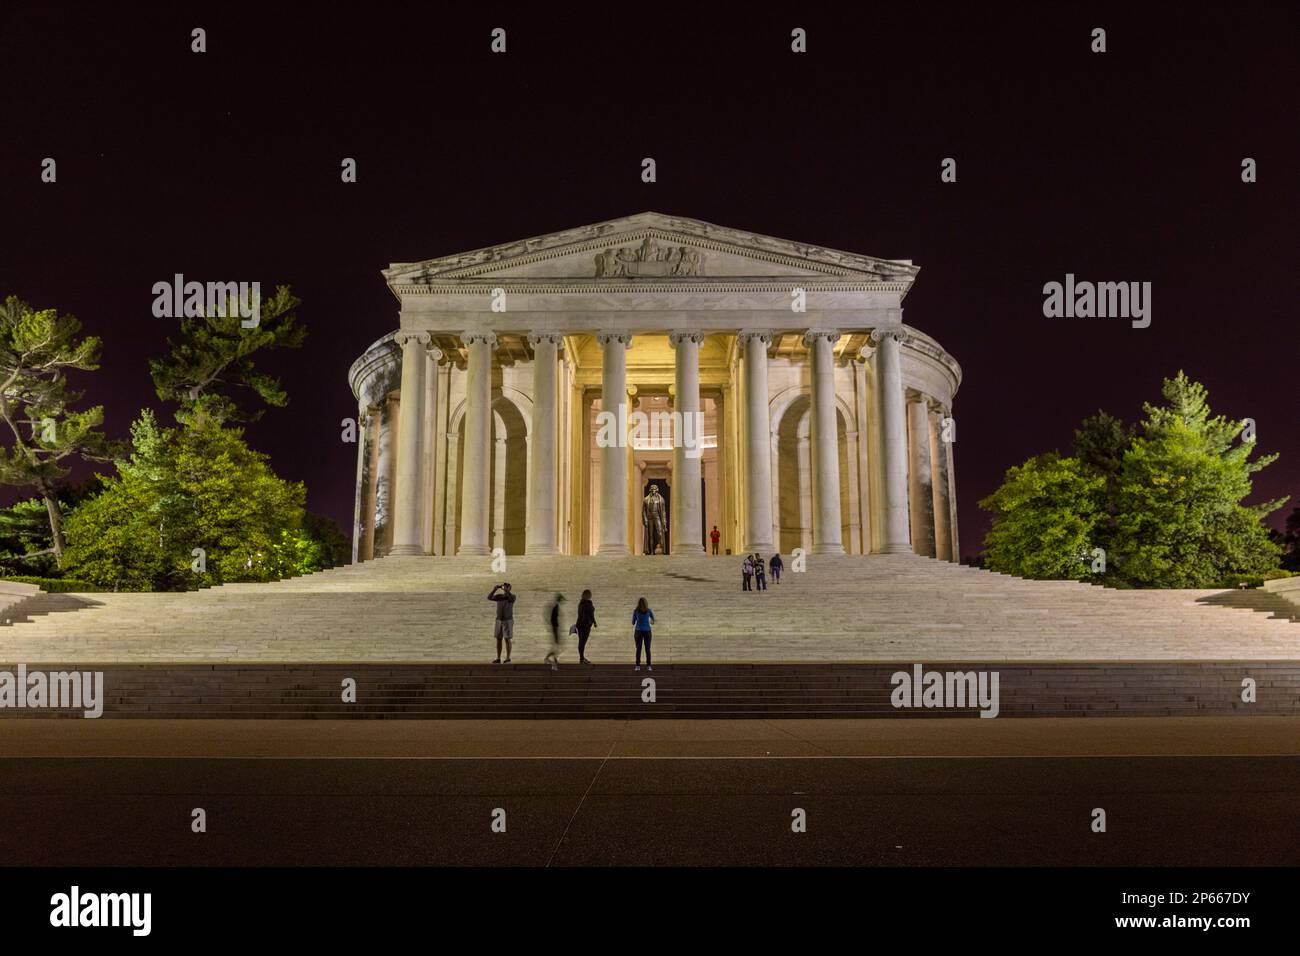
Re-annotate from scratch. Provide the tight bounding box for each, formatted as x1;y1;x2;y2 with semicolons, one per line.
3;662;1296;719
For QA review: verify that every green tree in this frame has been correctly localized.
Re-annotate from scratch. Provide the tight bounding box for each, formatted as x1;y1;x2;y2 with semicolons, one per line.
63;412;309;590
1282;504;1300;572
979;372;1285;587
1109;373;1285;587
0;482;99;575
979;453;1104;579
293;512;351;574
0;296;116;558
149;285;306;425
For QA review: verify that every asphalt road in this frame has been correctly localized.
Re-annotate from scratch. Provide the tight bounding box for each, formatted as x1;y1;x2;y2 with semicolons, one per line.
2;751;1296;866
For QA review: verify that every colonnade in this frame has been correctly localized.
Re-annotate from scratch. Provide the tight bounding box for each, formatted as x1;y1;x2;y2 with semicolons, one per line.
354;327;958;562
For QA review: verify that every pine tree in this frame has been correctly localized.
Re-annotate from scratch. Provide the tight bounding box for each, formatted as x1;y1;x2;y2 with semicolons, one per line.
980;372;1286;587
149;284;306;425
0;296;116;558
1109;372;1284;587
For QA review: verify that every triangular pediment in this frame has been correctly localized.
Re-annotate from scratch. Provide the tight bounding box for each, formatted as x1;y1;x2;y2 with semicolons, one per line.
384;212;917;285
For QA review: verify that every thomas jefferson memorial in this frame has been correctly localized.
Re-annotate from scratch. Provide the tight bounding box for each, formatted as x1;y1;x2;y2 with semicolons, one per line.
347;213;961;562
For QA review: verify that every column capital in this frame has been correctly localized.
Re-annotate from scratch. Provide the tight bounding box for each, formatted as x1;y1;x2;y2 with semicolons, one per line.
802;329;841;348
596;330;632;347
869;326;906;345
462;330;497;348
928;399;951;417
668;330;705;347
527;331;564;348
738;330;772;348
395;330;431;348
425;345;444;363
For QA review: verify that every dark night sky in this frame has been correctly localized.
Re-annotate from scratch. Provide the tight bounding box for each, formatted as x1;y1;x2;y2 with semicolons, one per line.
1;3;1295;557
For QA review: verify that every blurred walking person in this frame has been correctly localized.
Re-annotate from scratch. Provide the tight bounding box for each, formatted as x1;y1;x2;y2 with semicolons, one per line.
543;593;566;670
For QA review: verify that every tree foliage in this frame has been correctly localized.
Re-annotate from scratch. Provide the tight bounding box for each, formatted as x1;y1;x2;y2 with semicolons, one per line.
979;453;1104;580
63;412;311;590
0;296;117;556
1282;505;1300;572
149;285;305;425
0;482;99;575
980;372;1286;587
1108;373;1284;587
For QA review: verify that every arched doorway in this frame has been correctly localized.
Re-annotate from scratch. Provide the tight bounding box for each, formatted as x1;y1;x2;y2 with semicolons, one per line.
453;394;530;555
772;393;852;552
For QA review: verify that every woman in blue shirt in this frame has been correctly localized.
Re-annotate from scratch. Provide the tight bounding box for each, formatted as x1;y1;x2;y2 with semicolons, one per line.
632;597;655;671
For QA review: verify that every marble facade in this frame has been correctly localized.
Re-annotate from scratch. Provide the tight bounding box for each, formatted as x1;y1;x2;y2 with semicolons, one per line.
348;213;961;561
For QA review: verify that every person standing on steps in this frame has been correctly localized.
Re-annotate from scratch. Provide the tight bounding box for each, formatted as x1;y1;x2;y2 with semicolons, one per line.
488;583;516;663
753;553;767;591
576;589;597;664
543;593;565;670
710;525;720;555
741;554;753;591
769;552;783;584
632;597;655;671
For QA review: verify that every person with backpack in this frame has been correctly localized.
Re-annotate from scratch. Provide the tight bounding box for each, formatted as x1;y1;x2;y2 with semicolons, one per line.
769;552;784;584
741;555;753;591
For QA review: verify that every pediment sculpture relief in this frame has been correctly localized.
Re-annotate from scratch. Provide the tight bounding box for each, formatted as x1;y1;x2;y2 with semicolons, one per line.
594;238;704;277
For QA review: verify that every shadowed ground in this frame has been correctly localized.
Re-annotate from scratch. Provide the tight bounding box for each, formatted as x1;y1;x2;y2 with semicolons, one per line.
1;718;1295;866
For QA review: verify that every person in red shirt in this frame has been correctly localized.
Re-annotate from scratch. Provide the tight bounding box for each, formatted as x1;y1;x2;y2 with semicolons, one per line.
709;525;720;555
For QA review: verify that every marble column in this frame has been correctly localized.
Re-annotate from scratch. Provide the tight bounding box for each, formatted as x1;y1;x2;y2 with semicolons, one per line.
422;346;443;554
739;331;775;552
390;331;431;555
804;329;844;554
351;400;367;563
928;403;953;561
458;331;495;555
907;394;936;557
852;353;873;554
380;392;400;554
360;404;380;561
871;328;911;553
670;331;705;554
527;332;562;554
596;331;631;555
945;422;960;561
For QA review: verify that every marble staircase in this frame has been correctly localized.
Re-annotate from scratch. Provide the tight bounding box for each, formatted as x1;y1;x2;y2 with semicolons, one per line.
0;553;1297;664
